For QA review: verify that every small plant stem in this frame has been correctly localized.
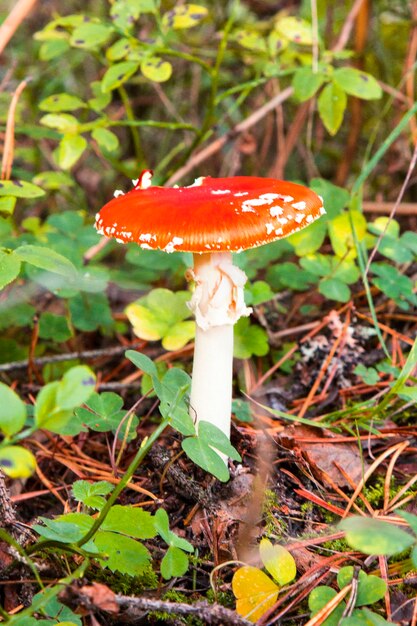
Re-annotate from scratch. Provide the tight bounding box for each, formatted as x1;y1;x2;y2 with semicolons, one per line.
118;85;145;165
154;47;212;74
76;418;170;547
167;9;236;177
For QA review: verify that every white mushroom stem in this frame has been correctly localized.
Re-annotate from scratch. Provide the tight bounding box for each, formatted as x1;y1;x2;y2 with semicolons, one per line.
188;252;251;456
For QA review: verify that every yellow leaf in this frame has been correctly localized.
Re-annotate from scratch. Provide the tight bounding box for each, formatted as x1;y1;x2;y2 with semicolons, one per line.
125;303;167;341
232;566;279;623
328;210;367;259
259;538;297;586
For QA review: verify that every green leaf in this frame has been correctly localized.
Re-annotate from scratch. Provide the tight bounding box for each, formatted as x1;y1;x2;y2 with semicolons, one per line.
275;16;313;45
371;263;416;309
319;278;351;302
182;436;230;482
0;250;21;289
337;567;387;606
318;81;347;135
401;231;417;256
88;81;112;112
233;317;269;359
342;608;396;625
39;39;70;61
0;179;45;198
141;57;173;82
94;531;151;576
244;280;274;306
310;178;349;219
198;421;241;462
101;61;139;92
339;517;415;555
70;23;113;49
0;197;17;215
412;545;417;569
35;367;95;433
110;0;155;31
154;508;193;551
15;245;76;278
396;510;417;535
333;68;382;100
56;365;96;409
126;350;159;379
259;538;297;586
160;546;189;579
33;518;87;543
56;134;87;169
31;592;82;626
162;4;208;29
288;219;327;256
293;67;325;102
354;364;379;386
232;399;253;423
235;30;267;53
69;292;113;332
369;217;400;239
101;505;156;539
308;586;345;626
266;261;315;291
75;391;128;433
91;127;119;152
125;350;164;397
39;93;86;112
34;381;72;432
0;383;26;436
0;445;36;478
39;312;73;342
159;368;194;436
41;113;79;132
72;480;114;510
33;170;74;190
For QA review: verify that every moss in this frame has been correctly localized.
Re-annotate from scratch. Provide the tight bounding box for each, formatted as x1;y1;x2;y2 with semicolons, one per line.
206;588;235;609
88;564;158;595
262;489;287;537
149;591;204;625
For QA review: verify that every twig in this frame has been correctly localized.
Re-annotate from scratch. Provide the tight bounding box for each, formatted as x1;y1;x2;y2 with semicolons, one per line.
332;0;367;52
60;583;251;626
0;471;16;527
364;140;417;277
362;201;417;214
1;78;29;180
149;444;217;512
0;0;38;55
0;343;142;373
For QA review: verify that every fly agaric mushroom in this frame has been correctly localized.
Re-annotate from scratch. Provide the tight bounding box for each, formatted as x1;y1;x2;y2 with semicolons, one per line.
95;172;325;457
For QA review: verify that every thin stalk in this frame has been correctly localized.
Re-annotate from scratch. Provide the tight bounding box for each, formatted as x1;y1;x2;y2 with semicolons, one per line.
118;85;145;165
168;6;237;176
76;418;170;547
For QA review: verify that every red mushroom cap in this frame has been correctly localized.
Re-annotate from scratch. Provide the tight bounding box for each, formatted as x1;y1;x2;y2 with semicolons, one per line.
95;175;325;253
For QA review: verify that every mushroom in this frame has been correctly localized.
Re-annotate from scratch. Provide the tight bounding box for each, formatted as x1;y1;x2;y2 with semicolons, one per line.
95;172;325;458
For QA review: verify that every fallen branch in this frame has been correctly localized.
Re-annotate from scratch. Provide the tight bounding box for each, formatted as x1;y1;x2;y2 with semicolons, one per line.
0;343;142;373
60;582;250;625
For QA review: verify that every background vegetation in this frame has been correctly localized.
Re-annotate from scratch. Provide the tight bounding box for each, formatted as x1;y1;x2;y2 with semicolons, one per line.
0;0;416;624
